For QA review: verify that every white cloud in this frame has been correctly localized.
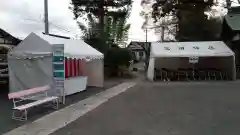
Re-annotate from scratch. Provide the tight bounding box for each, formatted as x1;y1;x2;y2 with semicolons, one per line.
128;0;159;42
0;0;81;39
0;0;157;42
2;0;234;42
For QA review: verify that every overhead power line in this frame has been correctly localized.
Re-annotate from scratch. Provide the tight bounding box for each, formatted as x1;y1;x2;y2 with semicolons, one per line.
23;17;80;36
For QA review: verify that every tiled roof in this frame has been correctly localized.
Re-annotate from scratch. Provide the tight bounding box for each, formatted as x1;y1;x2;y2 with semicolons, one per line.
0;28;21;45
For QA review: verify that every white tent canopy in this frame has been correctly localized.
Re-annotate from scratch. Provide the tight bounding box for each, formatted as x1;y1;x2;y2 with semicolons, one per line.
147;41;236;81
151;41;234;57
8;33;104;95
8;33;103;59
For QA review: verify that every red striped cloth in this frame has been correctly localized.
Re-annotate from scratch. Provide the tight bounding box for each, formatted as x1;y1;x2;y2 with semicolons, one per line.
78;59;82;76
69;58;73;77
73;58;77;76
64;58;69;78
76;59;79;76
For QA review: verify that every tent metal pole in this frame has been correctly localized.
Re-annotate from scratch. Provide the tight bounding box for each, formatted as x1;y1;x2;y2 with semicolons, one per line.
44;0;49;34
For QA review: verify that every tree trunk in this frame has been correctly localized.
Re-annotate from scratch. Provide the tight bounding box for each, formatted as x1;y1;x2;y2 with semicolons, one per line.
99;0;105;36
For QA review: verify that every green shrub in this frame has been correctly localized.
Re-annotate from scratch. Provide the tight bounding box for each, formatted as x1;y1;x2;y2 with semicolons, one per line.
105;48;132;76
105;48;132;67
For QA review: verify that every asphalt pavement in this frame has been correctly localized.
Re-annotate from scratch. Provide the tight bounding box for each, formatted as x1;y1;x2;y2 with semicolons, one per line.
51;81;240;135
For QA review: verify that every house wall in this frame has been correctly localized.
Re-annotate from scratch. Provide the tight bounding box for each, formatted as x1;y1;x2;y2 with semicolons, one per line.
132;50;146;61
0;31;18;84
0;37;14;44
234;48;240;65
0;38;4;43
128;42;150;62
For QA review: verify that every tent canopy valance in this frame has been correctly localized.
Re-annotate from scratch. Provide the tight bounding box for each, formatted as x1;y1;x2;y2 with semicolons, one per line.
8;33;104;60
151;41;234;58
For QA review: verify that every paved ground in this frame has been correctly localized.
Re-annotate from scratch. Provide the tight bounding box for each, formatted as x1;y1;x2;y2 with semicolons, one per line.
4;82;136;135
0;80;121;134
51;81;240;135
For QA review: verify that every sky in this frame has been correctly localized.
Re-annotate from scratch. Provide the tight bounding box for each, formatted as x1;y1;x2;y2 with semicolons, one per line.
0;0;239;42
0;0;81;39
0;0;158;42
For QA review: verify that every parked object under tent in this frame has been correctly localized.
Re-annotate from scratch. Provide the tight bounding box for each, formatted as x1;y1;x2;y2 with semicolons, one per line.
8;33;104;97
147;41;236;81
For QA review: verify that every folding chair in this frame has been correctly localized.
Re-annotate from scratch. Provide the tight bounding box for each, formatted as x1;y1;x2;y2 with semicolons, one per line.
161;68;168;81
163;68;176;81
210;68;217;80
197;68;207;80
206;69;216;80
221;71;229;80
185;68;194;81
215;69;223;80
154;68;161;81
172;70;179;81
193;69;201;80
178;68;187;81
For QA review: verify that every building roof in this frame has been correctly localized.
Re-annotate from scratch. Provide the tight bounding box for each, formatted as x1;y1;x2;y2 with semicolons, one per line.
127;41;150;50
0;28;21;45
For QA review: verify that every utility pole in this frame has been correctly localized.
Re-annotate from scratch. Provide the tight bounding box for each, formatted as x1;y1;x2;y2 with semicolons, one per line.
145;28;148;44
161;26;165;42
44;0;49;34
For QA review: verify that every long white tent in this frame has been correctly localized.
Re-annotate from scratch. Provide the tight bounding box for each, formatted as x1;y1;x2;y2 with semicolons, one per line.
8;33;104;95
147;41;236;81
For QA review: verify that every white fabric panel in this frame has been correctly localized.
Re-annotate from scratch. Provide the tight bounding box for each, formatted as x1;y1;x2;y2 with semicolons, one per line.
36;33;104;59
82;59;104;87
147;58;155;81
64;77;87;95
8;33;52;57
151;41;234;57
8;57;54;93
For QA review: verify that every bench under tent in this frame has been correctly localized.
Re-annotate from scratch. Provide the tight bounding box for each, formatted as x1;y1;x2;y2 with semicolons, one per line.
147;41;236;81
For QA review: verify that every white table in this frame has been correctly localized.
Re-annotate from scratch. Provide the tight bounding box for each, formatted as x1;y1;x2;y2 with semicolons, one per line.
64;76;87;96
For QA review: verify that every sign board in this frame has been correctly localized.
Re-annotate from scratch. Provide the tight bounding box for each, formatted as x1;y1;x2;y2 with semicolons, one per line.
189;56;199;64
52;44;65;104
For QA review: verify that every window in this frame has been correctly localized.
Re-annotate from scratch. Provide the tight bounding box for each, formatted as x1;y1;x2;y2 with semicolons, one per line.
132;52;135;57
139;51;144;56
